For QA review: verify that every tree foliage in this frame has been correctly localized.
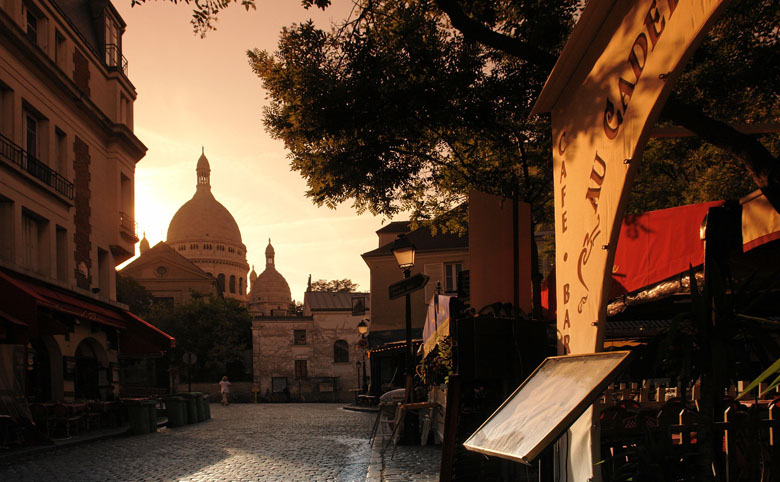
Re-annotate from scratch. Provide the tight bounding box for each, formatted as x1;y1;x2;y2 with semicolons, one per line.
309;278;359;292
247;0;576;232
116;273;154;318
149;294;253;381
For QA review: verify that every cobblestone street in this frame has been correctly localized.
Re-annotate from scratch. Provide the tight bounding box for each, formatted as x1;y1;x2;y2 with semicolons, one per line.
0;404;381;482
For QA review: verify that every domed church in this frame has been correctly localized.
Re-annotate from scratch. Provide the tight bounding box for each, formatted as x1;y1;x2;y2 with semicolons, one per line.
165;150;249;301
248;240;292;316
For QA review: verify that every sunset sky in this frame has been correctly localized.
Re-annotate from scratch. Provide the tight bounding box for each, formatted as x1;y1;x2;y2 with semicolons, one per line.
115;0;393;300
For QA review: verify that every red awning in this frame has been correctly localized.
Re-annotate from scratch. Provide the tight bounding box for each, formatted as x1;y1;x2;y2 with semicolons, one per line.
610;201;724;298
120;310;175;355
0;269;174;355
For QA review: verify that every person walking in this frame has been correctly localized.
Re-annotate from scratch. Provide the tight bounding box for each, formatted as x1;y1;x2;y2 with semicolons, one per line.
218;376;231;406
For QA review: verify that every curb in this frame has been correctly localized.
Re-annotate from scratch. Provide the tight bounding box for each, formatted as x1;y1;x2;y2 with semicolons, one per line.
365;438;384;482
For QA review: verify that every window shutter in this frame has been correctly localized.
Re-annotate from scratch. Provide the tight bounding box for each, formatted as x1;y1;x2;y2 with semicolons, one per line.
424;263;443;302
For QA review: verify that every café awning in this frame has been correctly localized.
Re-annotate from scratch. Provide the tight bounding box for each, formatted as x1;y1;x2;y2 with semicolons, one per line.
0;268;174;354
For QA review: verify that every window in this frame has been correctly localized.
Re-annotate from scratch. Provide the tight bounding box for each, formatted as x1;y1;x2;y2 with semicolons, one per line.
0;198;13;263
217;274;225;292
25;113;38;160
26;9;38;44
239;277;244;295
294;330;306;345
333;340;349;363
203;243;212;250
178;245;186;251
445;262;462;293
54;30;66;67
351;296;366;315
217;245;225;252
54;128;66;174
55;226;67;282
228;247;234;253
0;84;11;136
105;17;120;68
190;243;198;250
22;211;47;274
229;275;236;293
97;248;109;296
294;360;307;379
153;297;174;308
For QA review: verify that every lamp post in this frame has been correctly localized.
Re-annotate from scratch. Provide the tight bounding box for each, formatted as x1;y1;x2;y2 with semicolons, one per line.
391;234;415;402
357;319;369;392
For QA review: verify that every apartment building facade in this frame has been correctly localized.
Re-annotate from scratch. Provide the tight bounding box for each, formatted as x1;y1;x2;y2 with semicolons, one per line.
0;0;172;403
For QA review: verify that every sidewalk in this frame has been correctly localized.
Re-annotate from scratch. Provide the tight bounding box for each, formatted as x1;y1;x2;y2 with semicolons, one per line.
365;435;441;482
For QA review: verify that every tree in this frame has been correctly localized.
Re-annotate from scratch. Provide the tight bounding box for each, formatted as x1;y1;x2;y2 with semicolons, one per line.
309;278;359;292
139;0;778;214
149;294;253;381
116;273;154;318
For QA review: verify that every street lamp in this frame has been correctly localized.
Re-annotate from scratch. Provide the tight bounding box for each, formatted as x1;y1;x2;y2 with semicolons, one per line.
357;319;369;392
392;234;416;402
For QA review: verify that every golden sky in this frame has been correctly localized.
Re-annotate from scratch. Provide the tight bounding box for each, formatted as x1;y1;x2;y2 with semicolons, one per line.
115;0;391;300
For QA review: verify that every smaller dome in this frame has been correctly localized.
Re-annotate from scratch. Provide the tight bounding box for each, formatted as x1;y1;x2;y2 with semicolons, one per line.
139;233;150;254
265;240;275;258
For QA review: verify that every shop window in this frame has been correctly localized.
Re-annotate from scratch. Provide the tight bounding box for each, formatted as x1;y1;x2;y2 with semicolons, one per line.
294;330;306;345
229;275;236;293
333;340;349;363
294;360;307;379
445;262;462;293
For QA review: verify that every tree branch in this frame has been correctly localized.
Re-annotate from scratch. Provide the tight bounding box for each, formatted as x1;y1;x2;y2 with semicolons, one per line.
433;0;557;70
663;95;780;213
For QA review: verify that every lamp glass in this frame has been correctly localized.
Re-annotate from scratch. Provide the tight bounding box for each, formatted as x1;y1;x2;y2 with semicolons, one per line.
357;320;368;335
392;245;415;269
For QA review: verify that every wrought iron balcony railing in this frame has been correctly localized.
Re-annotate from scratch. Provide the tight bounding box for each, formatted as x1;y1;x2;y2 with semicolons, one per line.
0;132;74;199
105;44;128;76
119;211;138;238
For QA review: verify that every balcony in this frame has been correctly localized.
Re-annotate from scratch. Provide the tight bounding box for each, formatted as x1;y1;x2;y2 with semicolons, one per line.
119;211;138;242
105;44;128;76
0;132;74;199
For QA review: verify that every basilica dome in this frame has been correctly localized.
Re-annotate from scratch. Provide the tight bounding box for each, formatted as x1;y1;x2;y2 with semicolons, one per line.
167;152;243;245
165;150;249;301
249;241;292;316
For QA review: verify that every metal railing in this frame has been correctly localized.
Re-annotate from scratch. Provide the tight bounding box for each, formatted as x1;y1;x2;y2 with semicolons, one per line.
0;132;74;199
105;44;128;76
119;211;137;237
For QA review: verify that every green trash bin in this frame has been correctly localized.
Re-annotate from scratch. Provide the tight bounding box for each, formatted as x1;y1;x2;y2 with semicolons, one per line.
193;392;205;422
202;394;211;419
180;393;198;424
147;400;158;433
165;397;187;428
127;400;155;435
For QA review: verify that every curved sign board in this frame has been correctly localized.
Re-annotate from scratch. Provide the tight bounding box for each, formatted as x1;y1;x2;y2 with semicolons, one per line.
533;0;731;356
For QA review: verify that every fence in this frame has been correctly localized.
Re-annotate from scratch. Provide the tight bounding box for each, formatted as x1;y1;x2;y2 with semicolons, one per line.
597;380;779;481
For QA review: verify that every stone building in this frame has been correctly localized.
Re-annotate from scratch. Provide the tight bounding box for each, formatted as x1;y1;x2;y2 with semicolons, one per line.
0;0;173;404
165;150;249;301
251;289;370;402
119;239;220;306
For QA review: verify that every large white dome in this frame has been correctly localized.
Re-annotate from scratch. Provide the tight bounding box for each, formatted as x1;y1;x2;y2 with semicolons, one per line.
166;152;244;246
